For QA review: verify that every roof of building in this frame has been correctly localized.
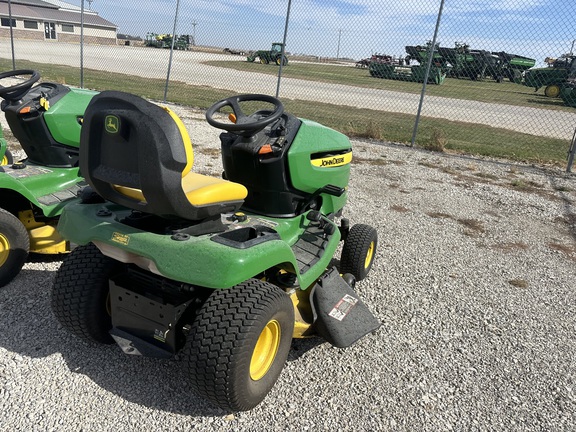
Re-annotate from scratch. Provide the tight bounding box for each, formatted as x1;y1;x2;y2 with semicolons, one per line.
0;0;116;29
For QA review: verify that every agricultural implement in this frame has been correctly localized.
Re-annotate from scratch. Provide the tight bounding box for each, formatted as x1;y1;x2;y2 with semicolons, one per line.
51;92;380;411
492;51;535;83
0;69;96;287
371;44;446;84
145;33;191;50
247;43;288;66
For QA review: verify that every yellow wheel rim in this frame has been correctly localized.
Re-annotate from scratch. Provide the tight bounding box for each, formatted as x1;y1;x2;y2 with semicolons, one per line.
1;155;8;166
250;320;281;381
545;85;560;98
364;241;375;269
0;233;11;267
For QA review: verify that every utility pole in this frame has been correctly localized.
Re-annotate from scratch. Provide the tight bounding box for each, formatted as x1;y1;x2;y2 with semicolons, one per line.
191;20;197;45
336;29;342;60
87;0;94;10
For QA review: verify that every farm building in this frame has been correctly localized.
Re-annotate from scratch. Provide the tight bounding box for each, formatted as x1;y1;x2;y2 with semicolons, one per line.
0;0;117;44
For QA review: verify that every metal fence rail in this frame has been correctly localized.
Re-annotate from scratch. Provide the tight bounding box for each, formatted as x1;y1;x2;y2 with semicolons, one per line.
1;0;575;171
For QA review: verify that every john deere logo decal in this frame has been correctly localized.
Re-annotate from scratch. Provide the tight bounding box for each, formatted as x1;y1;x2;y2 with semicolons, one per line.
105;115;120;134
311;151;352;168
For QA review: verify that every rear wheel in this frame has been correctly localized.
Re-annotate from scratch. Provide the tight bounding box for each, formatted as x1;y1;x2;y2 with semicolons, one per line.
544;84;561;98
0;208;29;287
1;149;13;166
184;279;294;411
339;224;378;281
51;243;118;344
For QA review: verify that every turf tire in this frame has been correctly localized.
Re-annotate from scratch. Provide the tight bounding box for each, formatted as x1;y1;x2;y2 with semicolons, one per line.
0;208;29;287
339;224;378;281
185;279;294;412
51;243;118;344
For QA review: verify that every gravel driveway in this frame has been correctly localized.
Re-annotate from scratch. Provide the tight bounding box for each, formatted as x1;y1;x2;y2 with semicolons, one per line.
1;105;575;431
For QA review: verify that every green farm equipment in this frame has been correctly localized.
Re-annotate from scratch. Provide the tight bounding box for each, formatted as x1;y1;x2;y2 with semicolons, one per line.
51;92;379;411
492;51;535;83
371;43;446;84
560;79;576;107
144;33;190;50
369;62;446;85
0;70;96;287
523;55;576;97
247;43;288;65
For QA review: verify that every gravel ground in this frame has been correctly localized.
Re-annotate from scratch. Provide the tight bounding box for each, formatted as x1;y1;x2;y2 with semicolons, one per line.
1;103;576;431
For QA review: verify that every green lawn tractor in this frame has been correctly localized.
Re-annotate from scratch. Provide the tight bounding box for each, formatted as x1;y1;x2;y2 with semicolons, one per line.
0;69;96;287
246;42;288;65
51;92;380;411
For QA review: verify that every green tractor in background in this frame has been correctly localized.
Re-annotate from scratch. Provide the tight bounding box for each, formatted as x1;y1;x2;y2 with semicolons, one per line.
0;70;96;287
247;42;288;65
523;54;576;97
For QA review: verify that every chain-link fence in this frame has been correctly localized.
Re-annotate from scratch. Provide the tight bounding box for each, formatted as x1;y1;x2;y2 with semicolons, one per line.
1;0;576;170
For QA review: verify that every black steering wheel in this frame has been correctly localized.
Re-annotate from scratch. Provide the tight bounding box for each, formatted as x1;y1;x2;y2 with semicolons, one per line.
205;94;284;137
0;69;40;101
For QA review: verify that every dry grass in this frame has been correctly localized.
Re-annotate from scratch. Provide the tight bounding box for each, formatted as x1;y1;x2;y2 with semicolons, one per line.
426;212;453;219
492;242;530;252
508;279;529;288
390;205;410;213
421;128;447;152
351;156;388;166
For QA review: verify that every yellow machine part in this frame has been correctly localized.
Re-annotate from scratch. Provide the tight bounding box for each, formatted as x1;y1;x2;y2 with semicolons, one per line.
18;210;69;254
290;288;315;338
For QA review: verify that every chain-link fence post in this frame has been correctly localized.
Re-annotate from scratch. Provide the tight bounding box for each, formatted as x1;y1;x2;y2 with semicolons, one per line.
410;0;445;148
80;0;84;88
276;0;292;98
7;0;15;70
567;127;576;173
163;0;181;103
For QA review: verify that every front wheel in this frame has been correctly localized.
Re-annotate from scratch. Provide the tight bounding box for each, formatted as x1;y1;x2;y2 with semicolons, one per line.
0;208;29;287
1;149;13;166
51;243;119;344
259;57;269;64
339;224;378;281
184;279;294;411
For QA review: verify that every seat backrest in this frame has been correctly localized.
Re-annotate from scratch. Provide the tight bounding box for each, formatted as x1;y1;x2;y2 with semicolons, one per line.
80;91;242;220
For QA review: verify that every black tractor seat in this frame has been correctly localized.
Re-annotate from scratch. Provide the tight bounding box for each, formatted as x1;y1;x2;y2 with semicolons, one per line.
80;91;247;221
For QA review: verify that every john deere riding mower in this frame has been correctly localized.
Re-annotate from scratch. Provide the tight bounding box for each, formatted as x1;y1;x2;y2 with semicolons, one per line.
51;92;380;411
0;69;96;287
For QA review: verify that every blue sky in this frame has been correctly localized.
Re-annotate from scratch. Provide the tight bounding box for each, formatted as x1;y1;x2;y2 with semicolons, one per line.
67;0;575;63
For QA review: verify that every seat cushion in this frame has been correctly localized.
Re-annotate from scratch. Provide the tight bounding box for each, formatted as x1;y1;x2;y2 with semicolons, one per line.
114;172;247;207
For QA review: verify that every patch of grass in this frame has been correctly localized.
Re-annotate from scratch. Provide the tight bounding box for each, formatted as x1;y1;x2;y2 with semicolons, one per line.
427;212;453;219
204;60;574;113
473;172;500;181
390;205;410;212
196;147;221;156
422;128;447;152
508;279;529;288
493;242;530;252
418;161;439;169
457;218;486;234
1;58;569;165
548;242;576;260
351;156;388;166
554;185;572;192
